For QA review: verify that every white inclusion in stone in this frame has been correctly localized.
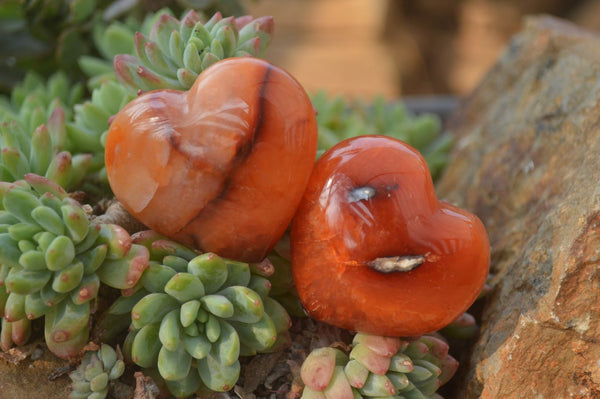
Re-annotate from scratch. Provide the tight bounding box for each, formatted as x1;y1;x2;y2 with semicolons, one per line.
367;255;426;273
348;186;376;202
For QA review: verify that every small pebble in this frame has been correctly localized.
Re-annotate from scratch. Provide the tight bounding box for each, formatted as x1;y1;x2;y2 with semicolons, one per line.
31;347;44;361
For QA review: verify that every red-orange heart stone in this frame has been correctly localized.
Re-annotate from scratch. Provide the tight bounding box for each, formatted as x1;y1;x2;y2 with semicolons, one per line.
105;57;318;262
290;135;490;337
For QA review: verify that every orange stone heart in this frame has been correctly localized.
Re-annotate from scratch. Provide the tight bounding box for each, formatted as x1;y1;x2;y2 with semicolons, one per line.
291;135;490;336
105;57;318;262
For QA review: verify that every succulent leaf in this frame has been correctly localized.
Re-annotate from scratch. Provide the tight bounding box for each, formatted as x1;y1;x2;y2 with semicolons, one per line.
45;235;76;271
197;355;240;392
158;343;192;381
211;319;240;366
45;299;90;359
159;308;183;351
0;233;21;268
183;333;211;360
4;293;27;322
147;237;198;261
5;269;51;295
217;285;263;323
161;255;190;273
131;323;161;368
95;243;149;289
31;205;65;235
301;347;340;392
187;252;228;293
52;260;84;293
164;272;205;302
0;318;31;351
77;244;108;274
71;273;100;304
140;262;178;293
164;370;202;398
229;313;277;352
60;201;90;244
439;312;480;340
344;359;369;389
349;343;392;376
205;313;221;343
324;366;355;399
358;373;396;397
247;275;272;299
200;294;234;319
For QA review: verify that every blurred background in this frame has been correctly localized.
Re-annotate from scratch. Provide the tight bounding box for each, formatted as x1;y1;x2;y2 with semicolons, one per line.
3;0;600;99
245;0;600;99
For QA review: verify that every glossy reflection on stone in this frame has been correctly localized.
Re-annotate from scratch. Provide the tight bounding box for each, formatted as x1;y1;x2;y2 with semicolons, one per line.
105;57;318;262
291;135;490;337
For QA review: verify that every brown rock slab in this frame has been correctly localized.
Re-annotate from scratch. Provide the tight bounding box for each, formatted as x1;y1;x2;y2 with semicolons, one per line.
436;15;600;398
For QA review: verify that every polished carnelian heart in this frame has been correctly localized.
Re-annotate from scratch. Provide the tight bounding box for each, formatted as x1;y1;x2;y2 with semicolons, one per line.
290;135;490;337
105;57;318;262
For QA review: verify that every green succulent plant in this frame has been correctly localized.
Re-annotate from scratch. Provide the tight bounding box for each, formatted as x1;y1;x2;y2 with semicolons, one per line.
67;79;134;157
0;70;83;123
69;343;126;399
0;71;94;189
96;231;291;397
265;236;307;319
439;312;479;340
113;10;274;92
311;91;453;181
0;174;149;358
300;333;458;399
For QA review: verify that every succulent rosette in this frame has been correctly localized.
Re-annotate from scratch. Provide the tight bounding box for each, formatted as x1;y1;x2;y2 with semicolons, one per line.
301;333;458;399
69;344;126;399
0;174;148;357
311;92;452;181
99;231;292;397
0;72;93;189
113;11;274;92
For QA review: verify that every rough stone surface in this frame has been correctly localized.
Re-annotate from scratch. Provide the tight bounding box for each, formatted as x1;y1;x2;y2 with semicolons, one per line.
436;16;600;399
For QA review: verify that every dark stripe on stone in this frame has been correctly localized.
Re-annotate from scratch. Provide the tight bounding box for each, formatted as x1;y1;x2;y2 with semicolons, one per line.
233;64;272;166
175;63;274;237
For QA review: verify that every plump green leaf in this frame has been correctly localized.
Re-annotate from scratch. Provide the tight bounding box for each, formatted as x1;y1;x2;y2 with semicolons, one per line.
131;293;179;329
164;272;204;302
